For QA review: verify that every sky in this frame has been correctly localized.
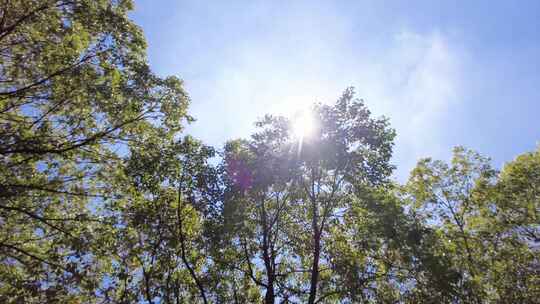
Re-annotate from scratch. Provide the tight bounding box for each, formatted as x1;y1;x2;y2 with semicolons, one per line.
131;0;540;181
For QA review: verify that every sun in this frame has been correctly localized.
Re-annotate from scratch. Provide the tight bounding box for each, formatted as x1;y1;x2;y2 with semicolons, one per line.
292;111;316;140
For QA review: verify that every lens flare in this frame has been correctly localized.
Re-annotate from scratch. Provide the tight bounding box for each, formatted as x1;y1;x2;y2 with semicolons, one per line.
292;111;315;140
292;111;316;156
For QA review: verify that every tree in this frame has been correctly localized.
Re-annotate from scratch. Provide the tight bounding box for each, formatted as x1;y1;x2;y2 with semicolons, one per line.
106;136;219;304
220;118;298;304
0;1;191;302
219;88;403;303
406;146;540;303
473;147;540;302
288;89;395;304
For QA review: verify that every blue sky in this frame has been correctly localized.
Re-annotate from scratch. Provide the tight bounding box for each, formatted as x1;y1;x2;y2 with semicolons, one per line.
131;0;540;180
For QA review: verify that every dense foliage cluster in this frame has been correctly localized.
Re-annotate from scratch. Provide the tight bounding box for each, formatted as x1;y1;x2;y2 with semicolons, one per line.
0;1;538;303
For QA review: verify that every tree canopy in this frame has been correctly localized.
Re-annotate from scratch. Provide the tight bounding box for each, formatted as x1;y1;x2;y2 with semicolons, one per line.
0;1;538;303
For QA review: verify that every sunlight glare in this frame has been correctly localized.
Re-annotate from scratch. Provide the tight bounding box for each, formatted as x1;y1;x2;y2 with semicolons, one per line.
292;111;315;140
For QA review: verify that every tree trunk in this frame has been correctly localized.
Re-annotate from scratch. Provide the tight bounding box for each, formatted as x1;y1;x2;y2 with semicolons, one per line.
262;201;275;304
308;201;320;304
264;279;275;304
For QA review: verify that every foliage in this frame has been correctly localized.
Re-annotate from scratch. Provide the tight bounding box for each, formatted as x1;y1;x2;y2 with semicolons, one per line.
406;147;540;303
0;1;538;303
0;1;192;302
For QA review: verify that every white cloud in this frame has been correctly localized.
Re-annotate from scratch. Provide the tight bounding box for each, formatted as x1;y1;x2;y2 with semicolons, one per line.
365;30;464;180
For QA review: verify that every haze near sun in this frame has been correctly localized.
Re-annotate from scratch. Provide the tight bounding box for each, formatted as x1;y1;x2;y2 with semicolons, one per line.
292;111;316;140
